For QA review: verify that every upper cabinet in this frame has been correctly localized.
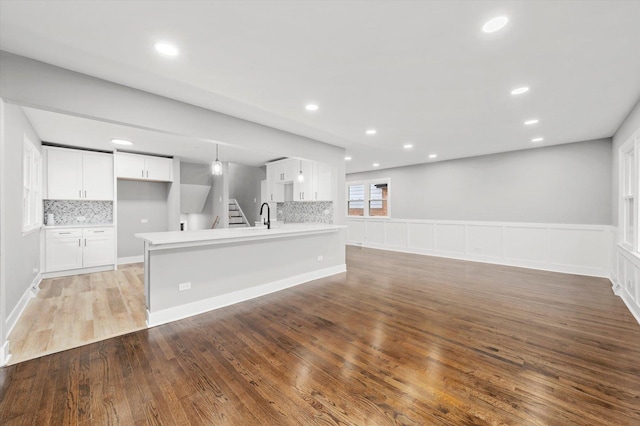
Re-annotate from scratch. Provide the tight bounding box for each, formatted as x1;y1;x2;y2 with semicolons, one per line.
266;158;333;202
116;152;173;182
46;147;114;200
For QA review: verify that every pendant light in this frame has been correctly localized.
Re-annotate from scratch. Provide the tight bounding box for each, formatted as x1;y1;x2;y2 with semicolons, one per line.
297;159;304;183
211;144;223;175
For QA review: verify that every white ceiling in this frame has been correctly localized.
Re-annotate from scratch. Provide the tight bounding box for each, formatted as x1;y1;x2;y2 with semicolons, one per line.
1;1;639;173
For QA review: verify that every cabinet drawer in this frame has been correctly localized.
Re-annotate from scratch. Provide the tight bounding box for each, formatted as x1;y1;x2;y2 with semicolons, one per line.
83;227;114;236
46;229;83;239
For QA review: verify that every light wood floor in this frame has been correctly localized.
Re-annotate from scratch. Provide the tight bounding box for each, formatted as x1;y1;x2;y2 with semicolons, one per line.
7;264;146;365
1;247;640;425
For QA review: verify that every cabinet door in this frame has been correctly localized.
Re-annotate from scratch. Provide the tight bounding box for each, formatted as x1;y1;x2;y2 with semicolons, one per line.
116;153;146;179
46;236;83;272
280;159;297;182
293;160;314;201
82;153;114;200
266;163;284;202
145;156;173;182
47;149;82;200
313;161;333;201
83;233;115;268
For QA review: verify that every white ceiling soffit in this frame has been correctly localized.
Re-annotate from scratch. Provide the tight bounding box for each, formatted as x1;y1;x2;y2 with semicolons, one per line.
22;107;276;167
1;1;639;173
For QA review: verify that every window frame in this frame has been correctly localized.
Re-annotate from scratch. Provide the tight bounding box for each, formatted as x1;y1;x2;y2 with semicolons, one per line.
346;178;391;218
22;136;42;234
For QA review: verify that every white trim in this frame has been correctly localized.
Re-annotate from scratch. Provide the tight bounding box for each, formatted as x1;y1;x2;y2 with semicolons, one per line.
42;264;114;279
1;341;10;367
5;273;40;339
147;264;346;327
118;255;144;265
347;218;612;278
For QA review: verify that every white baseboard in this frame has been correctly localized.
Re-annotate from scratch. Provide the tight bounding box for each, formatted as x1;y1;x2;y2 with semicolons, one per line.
118;255;144;265
1;341;10;367
619;290;640;325
5;275;38;338
147;264;346;328
42;264;114;279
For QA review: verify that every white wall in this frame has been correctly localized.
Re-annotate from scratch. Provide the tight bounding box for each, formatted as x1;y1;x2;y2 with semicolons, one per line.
0;101;43;362
612;98;640;227
348;139;612;224
348;218;612;278
0;51;346;225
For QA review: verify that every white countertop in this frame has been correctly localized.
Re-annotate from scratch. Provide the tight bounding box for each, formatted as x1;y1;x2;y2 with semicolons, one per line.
136;224;345;247
42;223;114;229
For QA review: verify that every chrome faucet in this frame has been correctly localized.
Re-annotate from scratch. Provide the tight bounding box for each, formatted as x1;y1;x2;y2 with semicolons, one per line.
260;202;271;229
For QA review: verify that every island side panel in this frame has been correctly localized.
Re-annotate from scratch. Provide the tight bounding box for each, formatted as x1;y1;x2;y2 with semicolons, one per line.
147;229;345;323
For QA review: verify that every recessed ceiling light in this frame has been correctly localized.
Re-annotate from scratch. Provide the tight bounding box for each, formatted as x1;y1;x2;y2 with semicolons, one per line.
373;163;380;167
111;139;133;146
305;104;319;111
154;42;179;56
428;154;437;159
524;119;539;125
511;87;529;95
531;137;544;142
482;16;509;33
403;144;413;149
366;129;377;135
344;156;352;161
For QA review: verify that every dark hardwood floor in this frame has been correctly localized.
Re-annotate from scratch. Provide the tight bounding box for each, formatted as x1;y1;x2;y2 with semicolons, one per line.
1;246;639;425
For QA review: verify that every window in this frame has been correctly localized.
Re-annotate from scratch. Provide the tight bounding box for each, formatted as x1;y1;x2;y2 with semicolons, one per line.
22;136;42;233
347;178;390;217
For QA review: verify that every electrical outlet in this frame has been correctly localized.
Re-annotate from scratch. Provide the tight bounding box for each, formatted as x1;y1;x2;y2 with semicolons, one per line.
178;282;191;291
475;247;483;253
77;216;86;222
317;255;323;261
141;218;148;223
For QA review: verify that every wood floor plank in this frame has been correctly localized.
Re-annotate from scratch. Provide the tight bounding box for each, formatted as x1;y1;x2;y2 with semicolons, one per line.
2;247;640;425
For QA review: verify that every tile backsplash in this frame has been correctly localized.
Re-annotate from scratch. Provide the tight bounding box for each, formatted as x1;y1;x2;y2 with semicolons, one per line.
44;200;113;225
276;201;333;224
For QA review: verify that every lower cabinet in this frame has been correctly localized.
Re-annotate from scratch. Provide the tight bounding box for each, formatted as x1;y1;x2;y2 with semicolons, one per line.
46;227;115;272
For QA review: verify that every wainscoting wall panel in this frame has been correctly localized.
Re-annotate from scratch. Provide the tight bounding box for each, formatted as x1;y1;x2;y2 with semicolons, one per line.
611;237;640;324
347;218;613;278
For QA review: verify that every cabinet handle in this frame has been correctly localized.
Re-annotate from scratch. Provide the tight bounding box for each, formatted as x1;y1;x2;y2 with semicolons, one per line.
59;232;71;235
315;191;317;199
84;190;87;198
79;189;82;198
146;170;149;178
93;230;104;233
142;169;144;177
271;194;273;201
78;239;81;247
84;238;87;247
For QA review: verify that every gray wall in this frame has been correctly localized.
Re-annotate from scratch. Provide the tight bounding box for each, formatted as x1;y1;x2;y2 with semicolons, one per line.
229;163;265;224
612;98;640;227
180;161;214;230
117;180;169;258
348;139;612;225
0;102;42;330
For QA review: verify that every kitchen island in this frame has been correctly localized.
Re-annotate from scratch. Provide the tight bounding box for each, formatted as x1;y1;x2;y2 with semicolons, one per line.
136;224;346;326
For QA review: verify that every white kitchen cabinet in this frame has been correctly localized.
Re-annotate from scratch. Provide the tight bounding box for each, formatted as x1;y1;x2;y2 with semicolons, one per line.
82;227;116;268
313;161;333;201
46;148;114;200
116;152;173;182
45;227;115;272
266;161;286;202
268;159;296;183
45;229;83;272
293;160;314;201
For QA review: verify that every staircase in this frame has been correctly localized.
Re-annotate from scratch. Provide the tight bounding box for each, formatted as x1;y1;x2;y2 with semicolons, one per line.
228;199;250;228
